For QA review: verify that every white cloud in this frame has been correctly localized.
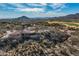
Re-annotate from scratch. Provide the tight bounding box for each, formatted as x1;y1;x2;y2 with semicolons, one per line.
29;11;67;18
27;3;43;7
47;11;67;17
10;4;26;8
40;3;47;5
49;3;66;12
52;3;65;9
17;8;44;12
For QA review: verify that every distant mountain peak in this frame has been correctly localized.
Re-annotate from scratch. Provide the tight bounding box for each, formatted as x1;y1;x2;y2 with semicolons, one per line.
18;16;29;19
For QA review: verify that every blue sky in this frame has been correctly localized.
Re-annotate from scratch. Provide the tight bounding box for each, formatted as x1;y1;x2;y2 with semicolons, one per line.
0;3;79;18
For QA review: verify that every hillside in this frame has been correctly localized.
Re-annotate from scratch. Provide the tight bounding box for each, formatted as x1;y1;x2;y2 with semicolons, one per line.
0;13;79;23
51;13;79;22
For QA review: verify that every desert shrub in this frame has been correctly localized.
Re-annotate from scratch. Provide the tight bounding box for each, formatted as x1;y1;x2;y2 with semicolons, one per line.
68;26;79;31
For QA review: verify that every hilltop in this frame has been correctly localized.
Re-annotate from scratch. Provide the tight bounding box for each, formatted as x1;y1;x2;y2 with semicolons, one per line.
0;13;79;23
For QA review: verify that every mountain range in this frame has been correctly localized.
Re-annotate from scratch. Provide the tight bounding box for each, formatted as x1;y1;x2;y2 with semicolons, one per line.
0;13;79;22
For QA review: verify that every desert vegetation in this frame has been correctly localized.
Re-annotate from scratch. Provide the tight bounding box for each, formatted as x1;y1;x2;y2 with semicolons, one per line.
0;20;79;56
